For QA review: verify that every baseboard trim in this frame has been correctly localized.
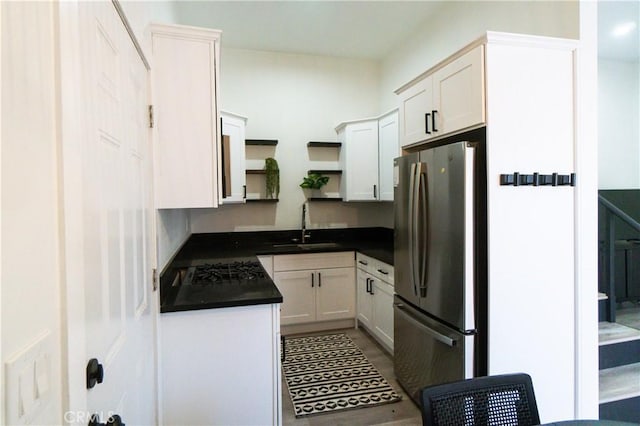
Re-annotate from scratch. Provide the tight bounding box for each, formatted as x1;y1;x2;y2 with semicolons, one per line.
281;319;356;336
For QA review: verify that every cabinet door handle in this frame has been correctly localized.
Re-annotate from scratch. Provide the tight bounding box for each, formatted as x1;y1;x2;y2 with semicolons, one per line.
243;185;247;199
311;273;314;287
365;278;370;294
432;110;438;133
425;113;431;135
370;279;374;295
373;184;377;198
318;272;322;288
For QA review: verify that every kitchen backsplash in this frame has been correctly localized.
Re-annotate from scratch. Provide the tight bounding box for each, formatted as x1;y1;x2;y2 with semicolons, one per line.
189;201;394;233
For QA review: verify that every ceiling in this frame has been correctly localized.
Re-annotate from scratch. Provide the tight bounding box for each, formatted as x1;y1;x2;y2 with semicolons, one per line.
172;1;639;62
171;1;444;60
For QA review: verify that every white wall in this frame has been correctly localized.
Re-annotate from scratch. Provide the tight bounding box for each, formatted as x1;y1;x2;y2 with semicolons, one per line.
190;47;394;233
598;58;640;189
157;210;191;270
1;2;63;423
180;1;580;236
379;0;580;111
119;0;177;57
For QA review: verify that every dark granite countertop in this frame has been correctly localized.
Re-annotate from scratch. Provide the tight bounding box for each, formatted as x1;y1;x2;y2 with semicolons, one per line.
160;227;393;313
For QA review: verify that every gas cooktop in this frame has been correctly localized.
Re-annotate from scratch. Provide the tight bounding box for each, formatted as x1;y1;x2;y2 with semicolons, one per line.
182;261;267;285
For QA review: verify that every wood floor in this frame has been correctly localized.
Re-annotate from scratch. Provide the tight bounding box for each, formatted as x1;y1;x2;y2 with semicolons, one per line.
281;327;423;426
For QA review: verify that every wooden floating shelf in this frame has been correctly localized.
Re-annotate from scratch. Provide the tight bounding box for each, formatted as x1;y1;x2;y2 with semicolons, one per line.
308;197;343;202
245;198;279;203
307;142;341;148
308;170;342;175
246;169;266;174
245;139;278;146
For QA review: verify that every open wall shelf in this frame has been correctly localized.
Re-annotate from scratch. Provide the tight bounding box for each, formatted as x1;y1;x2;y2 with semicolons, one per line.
246;198;279;203
308;170;342;175
307;142;341;148
308;197;343;202
246;139;278;146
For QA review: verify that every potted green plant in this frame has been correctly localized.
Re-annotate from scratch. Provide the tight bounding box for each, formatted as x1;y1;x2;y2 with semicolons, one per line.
300;173;329;198
264;157;279;199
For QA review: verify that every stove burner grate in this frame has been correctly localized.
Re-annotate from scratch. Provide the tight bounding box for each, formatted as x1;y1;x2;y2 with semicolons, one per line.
188;261;266;285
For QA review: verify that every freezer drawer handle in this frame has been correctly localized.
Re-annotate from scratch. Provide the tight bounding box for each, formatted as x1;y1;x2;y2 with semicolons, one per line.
394;303;456;347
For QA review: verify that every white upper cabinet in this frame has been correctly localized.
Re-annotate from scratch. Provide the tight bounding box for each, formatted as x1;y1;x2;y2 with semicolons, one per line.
398;76;434;146
338;120;380;201
151;24;221;209
336;109;399;202
432;45;485;136
397;45;485;147
378;109;399;201
220;111;247;204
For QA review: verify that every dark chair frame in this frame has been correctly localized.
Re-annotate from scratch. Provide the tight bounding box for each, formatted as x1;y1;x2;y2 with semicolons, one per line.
420;373;540;426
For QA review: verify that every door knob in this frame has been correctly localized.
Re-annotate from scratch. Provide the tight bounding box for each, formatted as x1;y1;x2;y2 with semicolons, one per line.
86;358;104;389
88;414;125;426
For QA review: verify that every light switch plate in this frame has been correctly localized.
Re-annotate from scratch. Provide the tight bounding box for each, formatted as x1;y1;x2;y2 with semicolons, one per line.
5;330;53;425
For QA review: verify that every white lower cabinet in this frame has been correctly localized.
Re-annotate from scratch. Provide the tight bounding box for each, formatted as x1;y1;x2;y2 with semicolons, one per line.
160;304;281;425
273;252;355;326
356;253;394;353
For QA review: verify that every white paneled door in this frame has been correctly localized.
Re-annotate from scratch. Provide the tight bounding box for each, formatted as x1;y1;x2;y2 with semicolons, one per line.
60;1;156;424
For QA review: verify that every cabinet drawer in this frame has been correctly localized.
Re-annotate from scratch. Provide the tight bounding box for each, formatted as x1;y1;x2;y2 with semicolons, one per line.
273;251;354;272
356;253;394;286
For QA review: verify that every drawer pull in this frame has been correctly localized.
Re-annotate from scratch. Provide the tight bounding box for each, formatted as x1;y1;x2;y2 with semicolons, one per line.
358;260;368;266
377;269;389;275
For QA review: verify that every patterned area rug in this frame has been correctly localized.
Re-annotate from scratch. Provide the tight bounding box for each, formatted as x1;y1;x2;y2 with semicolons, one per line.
282;333;402;417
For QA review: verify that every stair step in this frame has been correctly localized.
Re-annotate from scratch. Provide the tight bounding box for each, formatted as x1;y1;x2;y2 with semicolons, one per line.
599;362;640;404
599;322;640;345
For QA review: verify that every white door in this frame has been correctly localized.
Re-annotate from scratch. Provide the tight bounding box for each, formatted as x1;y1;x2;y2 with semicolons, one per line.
60;1;157;424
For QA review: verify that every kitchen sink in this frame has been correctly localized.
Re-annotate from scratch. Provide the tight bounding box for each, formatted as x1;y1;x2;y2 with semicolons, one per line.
271;242;341;250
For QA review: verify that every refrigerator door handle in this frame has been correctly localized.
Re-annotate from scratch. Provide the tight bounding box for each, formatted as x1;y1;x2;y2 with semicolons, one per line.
418;165;429;297
409;163;418;297
394;303;456;347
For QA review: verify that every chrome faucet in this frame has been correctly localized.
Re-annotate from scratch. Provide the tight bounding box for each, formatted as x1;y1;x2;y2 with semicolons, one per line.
301;203;311;243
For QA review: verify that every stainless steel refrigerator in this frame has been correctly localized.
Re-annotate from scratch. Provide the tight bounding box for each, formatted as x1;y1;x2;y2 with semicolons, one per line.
393;139;487;404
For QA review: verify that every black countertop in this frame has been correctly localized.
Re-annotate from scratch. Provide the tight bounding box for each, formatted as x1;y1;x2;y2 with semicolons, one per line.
160;227;393;313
